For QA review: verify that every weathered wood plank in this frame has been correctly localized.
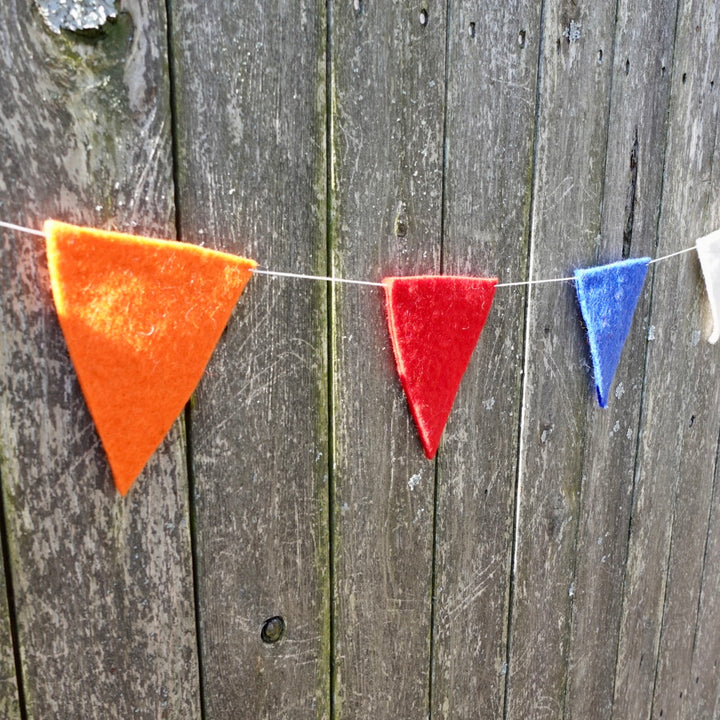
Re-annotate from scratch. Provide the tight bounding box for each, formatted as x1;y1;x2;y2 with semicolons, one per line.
0;1;200;717
562;2;678;718
505;1;619;717
682;443;720;720
431;2;540;718
0;528;20;718
329;1;446;716
168;0;330;717
613;2;720;717
681;82;720;718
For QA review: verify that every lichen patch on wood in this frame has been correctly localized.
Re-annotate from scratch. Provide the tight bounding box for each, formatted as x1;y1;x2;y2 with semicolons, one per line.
34;0;118;35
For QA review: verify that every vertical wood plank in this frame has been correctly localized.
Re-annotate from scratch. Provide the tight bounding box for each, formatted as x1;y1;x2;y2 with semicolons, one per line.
682;443;720;720
431;2;541;718
0;1;200;717
0;531;20;718
329;1;446;716
505;1;618;717
613;2;720;717
563;1;678;718
168;0;330;717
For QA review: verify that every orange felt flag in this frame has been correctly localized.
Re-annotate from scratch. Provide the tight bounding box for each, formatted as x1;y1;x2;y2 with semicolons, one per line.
45;220;256;495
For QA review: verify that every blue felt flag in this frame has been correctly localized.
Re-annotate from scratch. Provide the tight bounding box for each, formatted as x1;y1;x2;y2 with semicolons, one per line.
574;257;650;407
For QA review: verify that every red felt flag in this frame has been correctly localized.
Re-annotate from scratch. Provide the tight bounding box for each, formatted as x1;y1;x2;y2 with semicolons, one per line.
45;220;256;495
383;275;498;459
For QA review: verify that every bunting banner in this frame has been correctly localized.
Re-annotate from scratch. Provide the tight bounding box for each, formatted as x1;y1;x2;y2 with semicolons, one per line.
0;218;715;493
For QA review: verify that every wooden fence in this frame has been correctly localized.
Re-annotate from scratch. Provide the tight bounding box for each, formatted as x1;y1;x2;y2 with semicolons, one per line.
1;0;719;717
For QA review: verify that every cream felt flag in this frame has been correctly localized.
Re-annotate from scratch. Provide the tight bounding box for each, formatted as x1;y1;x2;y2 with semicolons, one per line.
696;229;720;344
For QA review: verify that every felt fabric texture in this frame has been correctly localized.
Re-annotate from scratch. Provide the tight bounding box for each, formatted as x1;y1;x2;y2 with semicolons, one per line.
45;219;256;495
383;275;498;459
696;229;720;343
574;257;650;408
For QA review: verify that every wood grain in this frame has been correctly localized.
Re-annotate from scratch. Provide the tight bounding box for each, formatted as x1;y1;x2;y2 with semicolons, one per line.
0;534;20;718
0;0;199;717
167;0;331;717
431;2;541;717
505;1;619;717
613;2;720;718
563;2;678;718
328;1;446;716
682;446;720;720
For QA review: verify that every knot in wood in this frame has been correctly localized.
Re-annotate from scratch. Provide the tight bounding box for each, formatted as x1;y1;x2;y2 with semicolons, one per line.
261;616;286;644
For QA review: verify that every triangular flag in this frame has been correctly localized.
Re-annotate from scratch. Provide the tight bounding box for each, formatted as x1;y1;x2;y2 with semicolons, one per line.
696;229;720;343
383;275;498;459
574;257;649;408
45;219;257;495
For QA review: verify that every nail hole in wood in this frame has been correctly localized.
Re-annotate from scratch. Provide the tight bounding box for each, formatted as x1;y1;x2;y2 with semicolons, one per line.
682;72;687;84
518;29;526;48
597;49;603;63
625;59;630;75
261;616;286;644
419;8;428;26
469;22;475;39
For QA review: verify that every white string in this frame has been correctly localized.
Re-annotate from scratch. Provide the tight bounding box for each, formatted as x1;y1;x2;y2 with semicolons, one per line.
496;275;576;288
0;219;700;287
251;267;384;287
647;245;697;264
0;220;45;237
